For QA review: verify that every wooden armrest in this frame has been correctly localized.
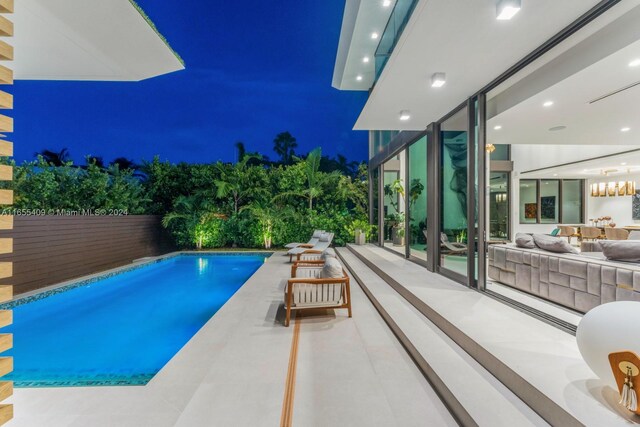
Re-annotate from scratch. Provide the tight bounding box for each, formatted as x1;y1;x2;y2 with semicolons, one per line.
288;276;348;285
293;260;325;265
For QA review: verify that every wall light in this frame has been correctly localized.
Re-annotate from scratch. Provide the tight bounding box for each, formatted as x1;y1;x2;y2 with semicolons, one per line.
629;59;640;67
399;110;411;121
493;125;502;130
543;101;554;107
383;0;392;7
371;32;379;40
496;0;521;20
356;75;363;81
430;72;446;88
621;127;631;132
363;56;370;63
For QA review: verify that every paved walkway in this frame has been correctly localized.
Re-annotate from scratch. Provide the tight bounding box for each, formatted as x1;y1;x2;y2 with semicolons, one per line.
12;252;454;427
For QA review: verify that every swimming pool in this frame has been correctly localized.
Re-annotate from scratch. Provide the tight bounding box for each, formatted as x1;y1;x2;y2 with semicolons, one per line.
1;253;270;387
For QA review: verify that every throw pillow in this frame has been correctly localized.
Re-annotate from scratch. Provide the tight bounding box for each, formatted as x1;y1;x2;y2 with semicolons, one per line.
515;233;535;249
320;257;343;278
532;234;579;254
599;241;640;262
321;248;337;261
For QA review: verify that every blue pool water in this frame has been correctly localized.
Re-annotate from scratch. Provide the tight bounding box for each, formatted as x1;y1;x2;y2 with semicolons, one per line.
1;253;269;387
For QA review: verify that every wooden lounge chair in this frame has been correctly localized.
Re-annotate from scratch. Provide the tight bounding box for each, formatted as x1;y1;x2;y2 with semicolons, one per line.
285;259;352;327
284;230;324;249
287;233;334;262
440;232;467;254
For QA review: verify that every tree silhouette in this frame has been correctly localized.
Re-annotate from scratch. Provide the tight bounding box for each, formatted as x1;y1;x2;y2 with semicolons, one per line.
234;141;246;162
85;155;105;168
111;157;137;170
273;131;298;165
36;148;71;166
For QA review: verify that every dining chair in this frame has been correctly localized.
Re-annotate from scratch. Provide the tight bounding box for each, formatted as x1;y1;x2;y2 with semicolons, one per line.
557;226;578;244
580;226;601;241
604;227;629;241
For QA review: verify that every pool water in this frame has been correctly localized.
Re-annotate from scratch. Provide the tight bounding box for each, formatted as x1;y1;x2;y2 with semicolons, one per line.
2;253;269;387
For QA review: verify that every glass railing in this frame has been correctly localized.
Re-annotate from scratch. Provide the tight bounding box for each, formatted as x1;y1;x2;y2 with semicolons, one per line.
374;0;419;82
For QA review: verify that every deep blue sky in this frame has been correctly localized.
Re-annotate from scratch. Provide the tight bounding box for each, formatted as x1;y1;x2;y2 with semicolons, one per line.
12;1;368;165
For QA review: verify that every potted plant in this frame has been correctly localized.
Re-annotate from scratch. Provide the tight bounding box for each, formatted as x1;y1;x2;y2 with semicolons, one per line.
393;222;405;246
347;219;373;245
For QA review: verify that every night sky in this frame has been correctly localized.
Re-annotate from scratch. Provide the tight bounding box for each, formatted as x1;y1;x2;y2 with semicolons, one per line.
12;1;368;165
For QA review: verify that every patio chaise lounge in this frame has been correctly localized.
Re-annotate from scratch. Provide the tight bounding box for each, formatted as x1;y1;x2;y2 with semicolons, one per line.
284;230;324;249
284;256;352;327
287;233;334;262
441;232;467;254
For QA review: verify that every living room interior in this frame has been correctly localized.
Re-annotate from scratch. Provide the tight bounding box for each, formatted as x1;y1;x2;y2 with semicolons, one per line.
484;4;640;324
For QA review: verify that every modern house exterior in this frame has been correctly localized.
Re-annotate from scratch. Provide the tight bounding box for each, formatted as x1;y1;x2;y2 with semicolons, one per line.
333;0;640;320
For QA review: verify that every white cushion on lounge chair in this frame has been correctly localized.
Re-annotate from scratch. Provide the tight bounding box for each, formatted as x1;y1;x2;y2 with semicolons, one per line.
319;233;329;242
312;230;324;238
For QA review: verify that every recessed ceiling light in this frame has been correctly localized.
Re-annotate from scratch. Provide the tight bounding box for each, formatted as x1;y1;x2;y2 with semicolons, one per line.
621;127;631;132
371;32;379;40
549;125;567;132
399;110;411;121
496;0;521;20
553;174;558;177
543;101;554;107
621;162;628;166
356;75;363;81
629;59;640;67
363;56;370;63
383;0;392;7
430;72;446;88
494;125;502;130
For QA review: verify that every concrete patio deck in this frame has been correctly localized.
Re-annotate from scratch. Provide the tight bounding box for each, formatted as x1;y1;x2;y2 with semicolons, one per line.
11;252;454;427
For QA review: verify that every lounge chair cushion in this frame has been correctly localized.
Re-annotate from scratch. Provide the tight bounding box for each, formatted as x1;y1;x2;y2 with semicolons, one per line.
321;248;337;260
312;230;323;238
320;257;343;278
515;233;535;249
532;234;579;254
599;241;640;262
319;233;330;242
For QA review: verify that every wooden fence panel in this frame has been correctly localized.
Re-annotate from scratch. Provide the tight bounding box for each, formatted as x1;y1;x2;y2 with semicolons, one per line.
0;215;175;295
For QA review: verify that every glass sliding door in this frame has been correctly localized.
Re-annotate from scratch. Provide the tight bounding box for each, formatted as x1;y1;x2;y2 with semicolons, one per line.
382;153;407;256
439;106;470;279
407;136;428;262
371;167;380;243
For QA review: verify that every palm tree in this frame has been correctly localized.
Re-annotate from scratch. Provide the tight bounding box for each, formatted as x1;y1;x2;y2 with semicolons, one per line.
162;193;222;249
273;131;298;164
36;148;71;166
241;200;278;249
214;154;263;214
274;147;329;210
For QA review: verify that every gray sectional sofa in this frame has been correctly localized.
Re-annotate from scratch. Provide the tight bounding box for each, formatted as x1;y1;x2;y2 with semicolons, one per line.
488;244;640;313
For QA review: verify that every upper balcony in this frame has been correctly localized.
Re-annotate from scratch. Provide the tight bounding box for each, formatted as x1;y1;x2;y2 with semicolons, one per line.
332;0;417;92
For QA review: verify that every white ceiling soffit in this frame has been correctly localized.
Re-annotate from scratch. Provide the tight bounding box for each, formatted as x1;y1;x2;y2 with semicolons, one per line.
352;0;638;131
13;0;185;81
488;4;640;147
332;0;395;90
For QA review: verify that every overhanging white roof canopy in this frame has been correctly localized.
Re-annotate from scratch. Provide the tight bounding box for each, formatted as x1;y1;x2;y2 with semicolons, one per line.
13;0;184;81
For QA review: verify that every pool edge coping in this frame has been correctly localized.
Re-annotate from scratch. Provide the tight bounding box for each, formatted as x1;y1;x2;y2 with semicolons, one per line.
3;250;276;309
